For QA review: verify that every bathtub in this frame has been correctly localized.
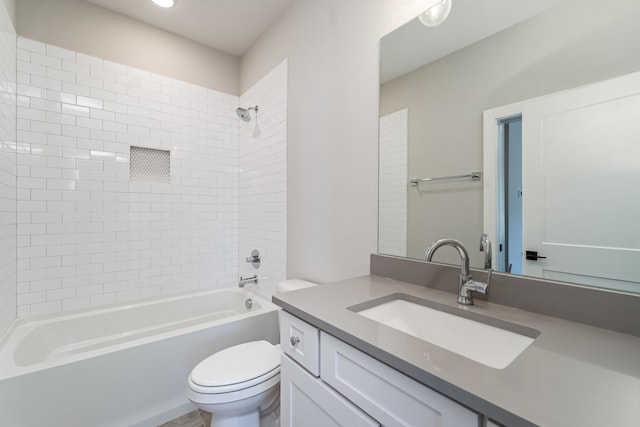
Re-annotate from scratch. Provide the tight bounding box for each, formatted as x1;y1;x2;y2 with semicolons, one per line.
0;288;280;427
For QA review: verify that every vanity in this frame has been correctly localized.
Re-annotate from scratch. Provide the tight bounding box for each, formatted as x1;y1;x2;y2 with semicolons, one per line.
273;256;640;427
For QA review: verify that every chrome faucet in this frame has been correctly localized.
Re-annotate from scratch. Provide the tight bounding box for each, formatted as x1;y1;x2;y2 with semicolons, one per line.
424;238;491;305
238;274;258;288
479;234;492;269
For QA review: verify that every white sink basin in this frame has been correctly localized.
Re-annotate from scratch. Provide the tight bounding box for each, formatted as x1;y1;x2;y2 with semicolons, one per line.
353;296;538;369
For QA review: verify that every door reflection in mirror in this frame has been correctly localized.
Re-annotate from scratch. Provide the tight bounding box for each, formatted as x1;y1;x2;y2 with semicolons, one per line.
497;116;523;275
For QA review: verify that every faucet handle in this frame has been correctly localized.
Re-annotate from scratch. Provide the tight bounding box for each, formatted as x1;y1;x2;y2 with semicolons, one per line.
245;249;261;268
465;279;489;295
458;270;493;305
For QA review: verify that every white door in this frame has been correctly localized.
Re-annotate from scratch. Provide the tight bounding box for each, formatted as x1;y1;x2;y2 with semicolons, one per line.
520;72;640;291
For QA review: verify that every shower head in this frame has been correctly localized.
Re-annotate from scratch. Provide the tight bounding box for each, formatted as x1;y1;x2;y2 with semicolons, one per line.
235;105;259;122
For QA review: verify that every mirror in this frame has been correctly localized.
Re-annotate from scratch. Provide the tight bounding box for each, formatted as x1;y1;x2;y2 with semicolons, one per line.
378;0;640;293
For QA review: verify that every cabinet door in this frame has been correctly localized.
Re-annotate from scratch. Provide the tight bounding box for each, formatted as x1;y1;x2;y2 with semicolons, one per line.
280;355;379;427
321;332;479;427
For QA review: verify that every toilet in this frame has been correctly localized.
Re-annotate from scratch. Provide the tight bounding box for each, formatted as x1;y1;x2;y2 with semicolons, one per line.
186;279;317;427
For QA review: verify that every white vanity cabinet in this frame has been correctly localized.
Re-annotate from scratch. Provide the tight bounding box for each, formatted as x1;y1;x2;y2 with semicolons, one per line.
280;311;378;426
279;311;480;427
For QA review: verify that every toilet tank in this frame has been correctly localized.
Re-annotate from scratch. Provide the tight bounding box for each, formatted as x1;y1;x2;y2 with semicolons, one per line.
277;279;317;293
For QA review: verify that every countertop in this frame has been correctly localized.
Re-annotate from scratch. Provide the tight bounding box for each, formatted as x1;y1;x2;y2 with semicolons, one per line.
273;275;640;427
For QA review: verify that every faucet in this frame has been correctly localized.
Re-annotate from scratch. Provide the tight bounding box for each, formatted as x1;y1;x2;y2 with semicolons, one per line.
424;238;491;305
479;234;492;269
238;274;258;288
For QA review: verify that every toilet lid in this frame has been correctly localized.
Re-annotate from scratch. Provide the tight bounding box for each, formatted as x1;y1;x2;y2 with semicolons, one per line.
190;340;280;389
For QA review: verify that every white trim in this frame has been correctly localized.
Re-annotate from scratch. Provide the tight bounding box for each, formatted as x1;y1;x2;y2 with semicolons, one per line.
482;101;524;271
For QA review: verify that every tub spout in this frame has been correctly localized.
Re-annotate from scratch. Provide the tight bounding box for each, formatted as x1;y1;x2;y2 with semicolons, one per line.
238;274;258;288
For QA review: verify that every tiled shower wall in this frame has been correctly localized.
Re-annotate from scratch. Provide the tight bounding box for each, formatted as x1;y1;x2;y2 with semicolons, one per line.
15;37;247;317
238;61;287;296
0;10;16;336
378;109;407;257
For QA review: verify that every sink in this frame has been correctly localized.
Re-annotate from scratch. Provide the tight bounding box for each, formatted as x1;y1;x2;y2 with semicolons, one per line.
350;294;539;369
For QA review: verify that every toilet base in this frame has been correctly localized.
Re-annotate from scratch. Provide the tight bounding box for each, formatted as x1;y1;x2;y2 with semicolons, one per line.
192;383;279;427
210;409;258;427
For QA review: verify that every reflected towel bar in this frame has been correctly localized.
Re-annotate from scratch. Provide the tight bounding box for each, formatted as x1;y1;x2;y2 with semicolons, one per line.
410;171;481;187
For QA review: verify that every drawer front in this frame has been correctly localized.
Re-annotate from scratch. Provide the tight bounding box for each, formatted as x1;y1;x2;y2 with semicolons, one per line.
279;310;320;376
320;332;479;427
281;355;379;427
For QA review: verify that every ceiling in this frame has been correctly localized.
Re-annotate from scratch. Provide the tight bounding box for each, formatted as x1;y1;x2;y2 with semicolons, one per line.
82;0;295;57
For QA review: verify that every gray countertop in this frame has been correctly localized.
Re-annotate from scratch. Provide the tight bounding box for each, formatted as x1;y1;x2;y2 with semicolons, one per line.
273;275;640;427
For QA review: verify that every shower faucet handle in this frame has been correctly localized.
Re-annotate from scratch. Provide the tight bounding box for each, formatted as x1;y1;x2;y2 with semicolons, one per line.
245;249;261;268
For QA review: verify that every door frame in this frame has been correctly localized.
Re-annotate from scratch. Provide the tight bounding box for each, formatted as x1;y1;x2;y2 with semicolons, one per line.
483;101;524;272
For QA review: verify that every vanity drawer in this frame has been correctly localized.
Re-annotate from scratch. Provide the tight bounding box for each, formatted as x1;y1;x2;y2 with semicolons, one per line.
279;311;320;376
320;332;479;427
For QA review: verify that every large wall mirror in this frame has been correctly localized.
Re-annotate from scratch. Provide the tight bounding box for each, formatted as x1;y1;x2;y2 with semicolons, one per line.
378;0;640;294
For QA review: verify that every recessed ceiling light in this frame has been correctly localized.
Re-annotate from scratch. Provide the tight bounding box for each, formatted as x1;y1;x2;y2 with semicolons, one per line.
152;0;175;8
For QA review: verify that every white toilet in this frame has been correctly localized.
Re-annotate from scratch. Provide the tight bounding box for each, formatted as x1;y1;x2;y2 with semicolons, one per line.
186;279;317;427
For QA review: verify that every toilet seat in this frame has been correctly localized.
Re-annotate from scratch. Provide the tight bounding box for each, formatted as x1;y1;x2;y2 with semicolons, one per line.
187;340;280;402
187;369;280;405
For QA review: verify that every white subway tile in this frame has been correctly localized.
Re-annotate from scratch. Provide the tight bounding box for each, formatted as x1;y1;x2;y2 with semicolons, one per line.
29;98;61;113
62;103;89;118
62;60;89;76
31;256;62;269
46;90;76;104
62;147;90;160
90;109;115;122
77;138;103;151
62;297;91;311
76;117;102;130
47;67;75;84
18;60;45;77
77;96;103;109
62;82;91;97
46;266;76;279
30;52;61;70
18;37;46;53
62;125;91;138
14;40;280;316
31;121;61;135
76;74;103;90
45;112;75;126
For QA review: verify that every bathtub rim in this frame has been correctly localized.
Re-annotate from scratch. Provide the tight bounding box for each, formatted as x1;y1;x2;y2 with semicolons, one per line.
0;287;279;381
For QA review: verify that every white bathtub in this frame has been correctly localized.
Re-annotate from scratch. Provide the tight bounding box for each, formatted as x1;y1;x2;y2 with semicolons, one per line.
0;288;280;427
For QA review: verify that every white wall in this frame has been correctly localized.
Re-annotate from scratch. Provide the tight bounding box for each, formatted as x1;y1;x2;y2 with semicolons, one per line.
240;0;437;283
16;0;239;95
238;60;288;297
2;0;13;27
0;0;16;335
15;37;241;316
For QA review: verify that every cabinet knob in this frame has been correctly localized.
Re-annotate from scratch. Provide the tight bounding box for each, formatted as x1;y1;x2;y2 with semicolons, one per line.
290;336;300;346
